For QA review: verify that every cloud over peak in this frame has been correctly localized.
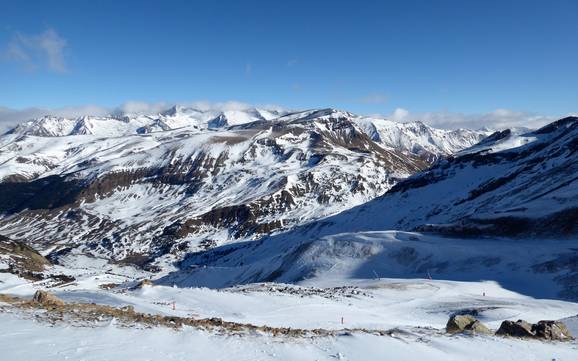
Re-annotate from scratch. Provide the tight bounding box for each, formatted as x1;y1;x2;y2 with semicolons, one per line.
0;100;565;134
388;107;559;130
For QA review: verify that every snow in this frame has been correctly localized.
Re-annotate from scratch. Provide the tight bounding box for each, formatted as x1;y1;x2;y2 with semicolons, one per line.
4;231;578;332
160;231;578;303
458;128;538;155
2;313;578;361
6;106;287;140
2;261;578;361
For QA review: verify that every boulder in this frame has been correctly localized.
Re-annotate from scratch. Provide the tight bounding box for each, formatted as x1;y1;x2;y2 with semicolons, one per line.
496;319;574;341
496;320;534;338
446;315;491;335
465;320;492;335
532;320;574;341
32;290;65;307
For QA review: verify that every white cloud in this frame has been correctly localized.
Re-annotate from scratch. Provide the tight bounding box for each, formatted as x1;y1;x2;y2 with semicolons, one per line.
114;101;169;115
204;100;253;111
385;108;560;130
390;107;410;122
2;28;68;73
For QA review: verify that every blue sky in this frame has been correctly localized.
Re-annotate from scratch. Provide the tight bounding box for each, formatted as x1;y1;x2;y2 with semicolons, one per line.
1;0;577;128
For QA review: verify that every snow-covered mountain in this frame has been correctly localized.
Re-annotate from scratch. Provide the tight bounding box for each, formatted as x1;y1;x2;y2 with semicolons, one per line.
0;107;490;268
0;108;448;266
3;106;490;160
5;106;286;138
355;117;491;162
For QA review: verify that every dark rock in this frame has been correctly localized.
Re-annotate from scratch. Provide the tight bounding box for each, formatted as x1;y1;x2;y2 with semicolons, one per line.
496;319;574;341
496;320;534;338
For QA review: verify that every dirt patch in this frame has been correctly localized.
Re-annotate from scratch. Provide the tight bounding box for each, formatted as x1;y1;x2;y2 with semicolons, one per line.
0;292;405;338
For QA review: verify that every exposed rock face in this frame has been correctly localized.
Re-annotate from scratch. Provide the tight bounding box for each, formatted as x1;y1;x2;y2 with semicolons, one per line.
0;235;50;279
32;290;65;307
496;319;574;341
446;315;491;335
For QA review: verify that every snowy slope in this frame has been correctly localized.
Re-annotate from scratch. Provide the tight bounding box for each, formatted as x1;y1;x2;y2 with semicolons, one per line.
3;304;578;361
160;230;578;299
263;116;578;239
3;244;578;361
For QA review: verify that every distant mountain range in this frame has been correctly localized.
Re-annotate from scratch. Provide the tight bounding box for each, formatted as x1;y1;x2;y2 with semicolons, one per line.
0;106;490;269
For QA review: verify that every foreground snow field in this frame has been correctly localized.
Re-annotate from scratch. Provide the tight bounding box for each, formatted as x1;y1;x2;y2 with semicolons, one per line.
1;313;578;361
2;232;578;360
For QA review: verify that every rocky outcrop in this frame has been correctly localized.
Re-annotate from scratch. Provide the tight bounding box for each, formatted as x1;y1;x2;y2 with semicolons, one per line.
0;236;50;280
532;320;574;341
446;315;491;335
32;290;65;307
496;319;574;341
